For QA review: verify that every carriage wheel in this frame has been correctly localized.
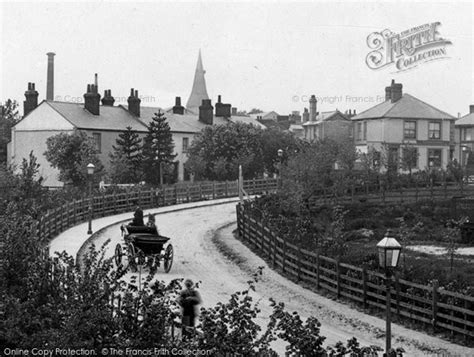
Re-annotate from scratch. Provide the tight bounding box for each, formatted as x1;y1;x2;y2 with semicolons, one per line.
114;244;123;267
164;244;174;273
128;243;137;272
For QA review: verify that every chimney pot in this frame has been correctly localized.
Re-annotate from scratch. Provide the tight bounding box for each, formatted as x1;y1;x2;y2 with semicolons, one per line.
470;105;474;114
218;95;221;103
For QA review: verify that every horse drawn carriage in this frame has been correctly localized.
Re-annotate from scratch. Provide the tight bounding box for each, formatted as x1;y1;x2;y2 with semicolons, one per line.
115;224;174;273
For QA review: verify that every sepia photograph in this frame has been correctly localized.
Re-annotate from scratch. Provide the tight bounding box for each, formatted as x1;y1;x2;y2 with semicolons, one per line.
0;1;473;356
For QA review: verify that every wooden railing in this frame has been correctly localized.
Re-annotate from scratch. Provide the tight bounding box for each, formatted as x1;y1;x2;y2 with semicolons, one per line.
236;203;474;343
36;178;278;241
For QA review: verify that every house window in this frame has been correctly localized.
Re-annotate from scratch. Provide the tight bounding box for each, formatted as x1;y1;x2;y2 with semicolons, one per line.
92;133;101;153
363;122;367;140
428;122;441;140
356;123;363;140
428;149;442;168
402;147;418;168
461;128;472;141
182;137;189;153
404;121;416;139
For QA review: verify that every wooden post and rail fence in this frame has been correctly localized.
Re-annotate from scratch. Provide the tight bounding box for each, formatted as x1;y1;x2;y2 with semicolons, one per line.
236;203;474;342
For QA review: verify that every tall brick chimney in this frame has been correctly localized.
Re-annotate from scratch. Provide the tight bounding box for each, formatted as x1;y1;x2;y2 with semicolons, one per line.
101;89;115;106
470;105;474;114
46;52;55;101
199;99;213;125
309;95;317;121
172;97;184;114
128;89;141;117
84;83;100;115
23;82;39;116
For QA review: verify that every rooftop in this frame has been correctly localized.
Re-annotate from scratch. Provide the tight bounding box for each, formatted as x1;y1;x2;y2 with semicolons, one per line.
352;93;455;120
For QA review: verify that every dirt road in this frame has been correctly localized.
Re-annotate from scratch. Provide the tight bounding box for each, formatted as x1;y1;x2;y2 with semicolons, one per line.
78;202;473;356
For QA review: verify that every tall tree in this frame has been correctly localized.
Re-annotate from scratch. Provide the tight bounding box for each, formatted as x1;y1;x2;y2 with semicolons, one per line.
185;122;264;181
44;131;104;187
109;126;143;184
0;99;20;164
142;111;176;185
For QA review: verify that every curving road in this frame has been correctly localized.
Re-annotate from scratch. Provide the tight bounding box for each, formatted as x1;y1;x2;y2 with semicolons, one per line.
69;202;472;356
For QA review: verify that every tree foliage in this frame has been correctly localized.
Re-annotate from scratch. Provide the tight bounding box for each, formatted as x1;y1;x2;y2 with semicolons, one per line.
142;111;176;185
44;131;104;187
109;126;143;184
185;123;303;181
0;99;20;163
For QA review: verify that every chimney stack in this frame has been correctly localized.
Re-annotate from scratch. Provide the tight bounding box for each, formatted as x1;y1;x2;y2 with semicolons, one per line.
302;108;309;122
199;99;213;125
84;83;101;115
101;89;115;106
470;105;474;114
172;96;185;114
309;95;317;121
390;80;403;103
215;95;231;117
231;107;237;116
128;88;141;117
46;52;55;101
385;85;392;101
23;82;39;116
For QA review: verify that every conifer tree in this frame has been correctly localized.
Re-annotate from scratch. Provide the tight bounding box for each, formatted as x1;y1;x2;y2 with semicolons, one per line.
109;126;143;183
142;111;176;185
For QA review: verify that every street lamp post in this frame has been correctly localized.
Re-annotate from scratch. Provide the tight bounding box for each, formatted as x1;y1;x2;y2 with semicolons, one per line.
277;149;283;188
86;163;95;234
376;230;402;355
153;138;164;187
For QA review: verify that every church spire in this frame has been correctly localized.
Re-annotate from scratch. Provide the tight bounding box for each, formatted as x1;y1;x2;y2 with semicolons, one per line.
186;49;210;114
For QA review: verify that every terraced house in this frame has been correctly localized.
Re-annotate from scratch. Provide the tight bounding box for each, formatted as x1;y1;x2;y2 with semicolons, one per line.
352;80;456;171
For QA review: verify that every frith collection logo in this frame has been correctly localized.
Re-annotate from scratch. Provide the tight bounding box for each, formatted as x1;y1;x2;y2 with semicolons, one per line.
365;22;452;72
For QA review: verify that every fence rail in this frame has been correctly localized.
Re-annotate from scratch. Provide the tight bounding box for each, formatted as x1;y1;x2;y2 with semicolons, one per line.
236;203;474;342
35;178;277;241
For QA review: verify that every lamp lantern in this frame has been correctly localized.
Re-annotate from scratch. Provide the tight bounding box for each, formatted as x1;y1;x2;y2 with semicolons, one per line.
376;229;402;269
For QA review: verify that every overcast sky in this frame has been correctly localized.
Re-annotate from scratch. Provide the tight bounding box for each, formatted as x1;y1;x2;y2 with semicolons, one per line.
1;1;472;117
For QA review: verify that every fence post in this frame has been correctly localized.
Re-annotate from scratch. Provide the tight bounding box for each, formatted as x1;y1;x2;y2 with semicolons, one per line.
174;185;178;204
186;185;190;202
282;239;287;273
297;247;302;282
260;217;265;254
415;180;419;202
362;267;368;310
212;182;216;199
225;181;229;197
336;259;341;299
272;232;277;268
199;182;203;200
432;279;438;333
316;253;320;290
